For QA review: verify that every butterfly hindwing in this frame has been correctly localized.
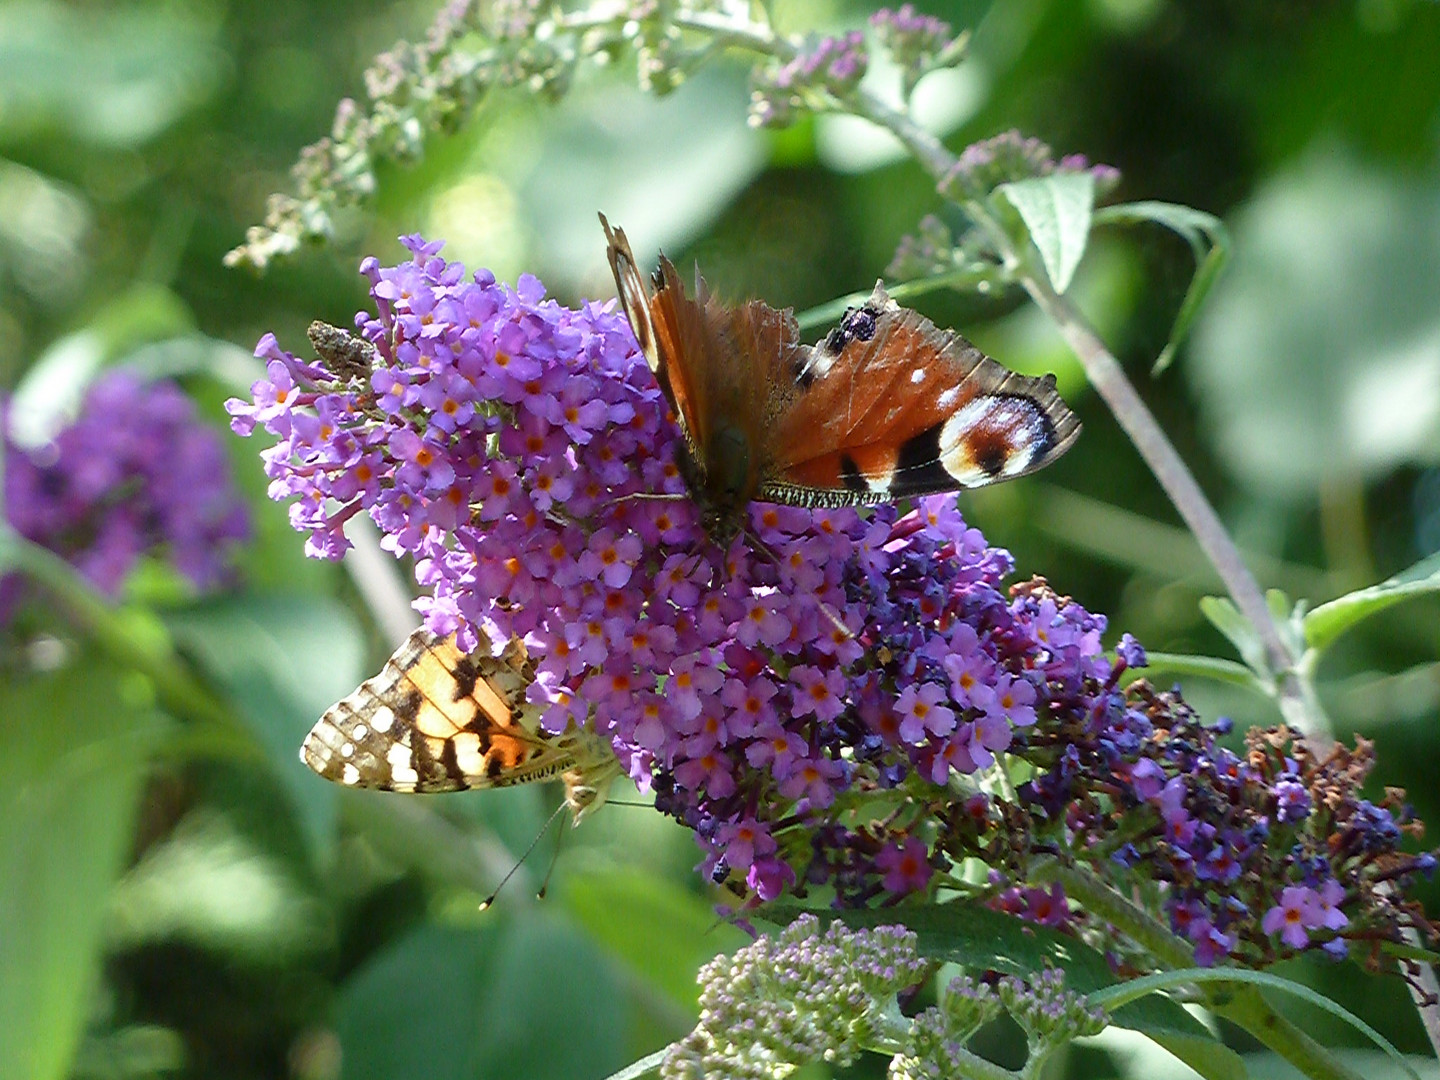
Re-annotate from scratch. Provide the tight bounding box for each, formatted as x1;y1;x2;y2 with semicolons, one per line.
302;629;574;794
763;281;1080;501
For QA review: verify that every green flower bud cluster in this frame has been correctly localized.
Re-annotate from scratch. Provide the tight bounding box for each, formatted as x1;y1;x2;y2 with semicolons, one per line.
662;915;928;1080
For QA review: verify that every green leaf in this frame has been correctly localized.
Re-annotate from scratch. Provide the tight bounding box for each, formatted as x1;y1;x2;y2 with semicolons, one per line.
1146;1032;1248;1080
1303;550;1440;653
165;592;369;855
0;3;224;147
1187;157;1440;497
1092;201;1230;375
998;172;1097;294
1091;967;1420;1080
0;657;168;1080
335;914;629;1080
6;285;195;449
107;812;329;959
564;868;748;1008
757;901;1214;1043
1134;651;1273;695
1198;596;1272;678
1380;939;1440;965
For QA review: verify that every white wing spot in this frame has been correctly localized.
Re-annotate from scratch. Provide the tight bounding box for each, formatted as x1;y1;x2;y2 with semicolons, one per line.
370;706;395;733
387;743;419;788
909;368;926;384
452;731;485;777
351;723;368;741
937;386;959;409
342;763;361;785
340;741;355;758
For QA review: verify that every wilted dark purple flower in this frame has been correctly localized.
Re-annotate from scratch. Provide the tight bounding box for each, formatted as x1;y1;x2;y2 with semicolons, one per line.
1025;675;1435;967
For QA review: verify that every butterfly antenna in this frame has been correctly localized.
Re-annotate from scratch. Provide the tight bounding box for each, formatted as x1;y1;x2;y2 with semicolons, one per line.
536;812;570;901
479;799;571;911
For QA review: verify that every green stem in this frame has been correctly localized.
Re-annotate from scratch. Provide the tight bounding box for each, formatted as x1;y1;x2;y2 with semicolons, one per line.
1043;863;1366;1080
796;265;1009;332
670;9;796;60
847;90;956;181
1211;988;1367;1080
971;205;1321;737
8;531;252;744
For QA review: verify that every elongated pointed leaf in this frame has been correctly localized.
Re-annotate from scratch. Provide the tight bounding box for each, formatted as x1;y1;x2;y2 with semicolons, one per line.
1136;651;1272;694
1199;596;1272;678
1303;551;1440;653
0;658;167;1080
999;172;1096;294
1092;967;1418;1080
1093;201;1231;375
1146;1032;1247;1080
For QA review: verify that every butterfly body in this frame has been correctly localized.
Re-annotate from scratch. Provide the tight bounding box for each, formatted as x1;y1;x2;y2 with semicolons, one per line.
302;628;621;823
600;213;1080;540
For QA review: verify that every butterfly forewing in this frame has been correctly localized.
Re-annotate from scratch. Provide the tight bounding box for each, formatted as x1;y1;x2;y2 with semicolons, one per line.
763;283;1080;501
304;629;575;794
602;212;794;517
601;214;705;448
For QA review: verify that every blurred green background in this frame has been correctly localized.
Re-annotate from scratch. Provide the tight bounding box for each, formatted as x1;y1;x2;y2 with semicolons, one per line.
3;0;1440;1078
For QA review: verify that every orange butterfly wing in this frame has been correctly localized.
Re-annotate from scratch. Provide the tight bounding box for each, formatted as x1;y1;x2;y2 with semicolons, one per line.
762;282;1080;500
301;629;621;821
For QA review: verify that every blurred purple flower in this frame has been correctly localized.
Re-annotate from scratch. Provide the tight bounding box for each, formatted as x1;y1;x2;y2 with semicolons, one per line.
4;371;248;616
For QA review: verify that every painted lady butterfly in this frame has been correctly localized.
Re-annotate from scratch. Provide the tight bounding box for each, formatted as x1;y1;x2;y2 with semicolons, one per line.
301;629;621;824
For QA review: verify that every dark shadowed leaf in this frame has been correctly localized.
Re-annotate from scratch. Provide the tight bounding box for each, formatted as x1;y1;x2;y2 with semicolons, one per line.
165;592;368;855
334;913;628;1080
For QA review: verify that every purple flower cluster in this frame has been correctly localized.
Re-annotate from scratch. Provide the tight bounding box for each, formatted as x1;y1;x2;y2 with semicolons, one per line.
228;237;1124;905
938;130;1123;203
1018;662;1437;966
229;240;1439;969
749;31;868;128
3;371;249;617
